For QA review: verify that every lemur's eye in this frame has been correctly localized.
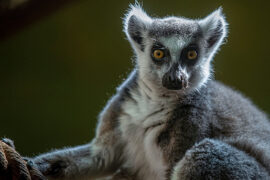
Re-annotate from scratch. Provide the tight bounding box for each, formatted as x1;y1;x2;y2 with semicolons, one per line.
153;49;165;59
187;50;197;60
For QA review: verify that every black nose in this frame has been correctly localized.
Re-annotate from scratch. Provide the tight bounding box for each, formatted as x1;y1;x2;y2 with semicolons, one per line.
162;72;183;90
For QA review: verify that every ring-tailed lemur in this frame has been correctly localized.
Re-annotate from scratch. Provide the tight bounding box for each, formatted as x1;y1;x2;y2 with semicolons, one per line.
33;4;270;180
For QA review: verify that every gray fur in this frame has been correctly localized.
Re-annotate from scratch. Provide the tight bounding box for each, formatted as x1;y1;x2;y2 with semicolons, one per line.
172;139;269;180
32;4;270;180
158;80;270;178
148;18;202;38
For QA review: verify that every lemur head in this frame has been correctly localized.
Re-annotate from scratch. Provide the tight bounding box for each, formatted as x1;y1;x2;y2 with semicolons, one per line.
124;4;227;93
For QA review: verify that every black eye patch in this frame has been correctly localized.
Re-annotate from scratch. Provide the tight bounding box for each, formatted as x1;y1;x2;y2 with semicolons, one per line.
152;42;165;50
151;42;170;65
181;44;200;66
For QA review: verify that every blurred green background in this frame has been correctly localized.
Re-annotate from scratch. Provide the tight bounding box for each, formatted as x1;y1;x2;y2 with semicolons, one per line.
0;0;269;156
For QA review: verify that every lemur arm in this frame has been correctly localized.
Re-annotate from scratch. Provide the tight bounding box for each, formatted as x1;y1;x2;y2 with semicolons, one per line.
33;136;122;180
171;138;270;180
33;94;124;180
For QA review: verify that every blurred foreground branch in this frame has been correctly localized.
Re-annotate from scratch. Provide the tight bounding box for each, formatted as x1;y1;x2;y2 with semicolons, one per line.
0;0;83;41
0;138;45;180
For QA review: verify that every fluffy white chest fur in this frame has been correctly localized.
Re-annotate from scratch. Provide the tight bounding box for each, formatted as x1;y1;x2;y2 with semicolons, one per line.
119;81;175;180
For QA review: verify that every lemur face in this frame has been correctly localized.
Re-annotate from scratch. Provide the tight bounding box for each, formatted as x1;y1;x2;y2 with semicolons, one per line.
124;5;227;93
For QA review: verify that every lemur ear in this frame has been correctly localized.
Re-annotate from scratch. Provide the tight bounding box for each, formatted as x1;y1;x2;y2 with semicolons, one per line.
124;4;152;51
199;8;227;51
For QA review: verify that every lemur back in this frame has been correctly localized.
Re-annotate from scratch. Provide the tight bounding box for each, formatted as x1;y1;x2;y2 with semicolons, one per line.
33;4;270;180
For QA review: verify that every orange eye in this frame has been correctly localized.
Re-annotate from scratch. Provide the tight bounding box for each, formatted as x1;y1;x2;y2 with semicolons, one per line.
187;50;197;60
153;49;165;59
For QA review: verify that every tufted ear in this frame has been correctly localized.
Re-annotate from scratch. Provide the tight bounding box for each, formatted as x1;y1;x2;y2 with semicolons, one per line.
124;4;152;52
199;8;227;53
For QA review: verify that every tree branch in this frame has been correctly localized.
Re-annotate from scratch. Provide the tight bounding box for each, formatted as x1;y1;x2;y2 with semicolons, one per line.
0;0;83;41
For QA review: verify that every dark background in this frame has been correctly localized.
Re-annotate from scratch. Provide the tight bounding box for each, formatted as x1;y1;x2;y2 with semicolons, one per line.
0;0;269;156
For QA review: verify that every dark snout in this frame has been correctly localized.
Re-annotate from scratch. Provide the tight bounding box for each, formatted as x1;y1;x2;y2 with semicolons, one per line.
162;66;187;90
